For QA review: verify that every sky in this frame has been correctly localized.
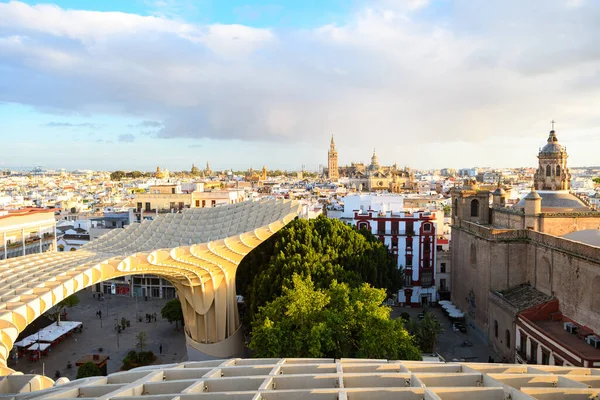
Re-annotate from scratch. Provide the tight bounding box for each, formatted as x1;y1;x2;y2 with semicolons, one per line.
1;0;600;172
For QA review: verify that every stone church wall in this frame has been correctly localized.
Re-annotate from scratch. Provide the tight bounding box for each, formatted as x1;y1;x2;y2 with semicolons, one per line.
452;220;600;338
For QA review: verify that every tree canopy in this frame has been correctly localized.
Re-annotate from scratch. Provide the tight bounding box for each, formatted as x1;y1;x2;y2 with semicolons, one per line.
250;274;421;360
76;362;101;379
236;216;402;322
161;299;184;330
405;312;444;353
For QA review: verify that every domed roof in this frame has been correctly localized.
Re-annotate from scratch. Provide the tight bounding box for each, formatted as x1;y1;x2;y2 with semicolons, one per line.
514;190;590;212
562;229;600;248
540;130;565;155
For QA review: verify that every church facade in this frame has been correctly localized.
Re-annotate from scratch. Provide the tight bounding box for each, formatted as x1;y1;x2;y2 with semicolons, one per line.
325;137;415;192
450;128;600;365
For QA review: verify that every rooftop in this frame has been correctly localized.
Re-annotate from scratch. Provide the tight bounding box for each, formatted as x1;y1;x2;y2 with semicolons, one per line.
2;358;600;399
496;285;553;312
533;319;600;362
514;190;591;212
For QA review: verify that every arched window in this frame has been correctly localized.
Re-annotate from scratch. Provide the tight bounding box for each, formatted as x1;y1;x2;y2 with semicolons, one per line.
357;222;368;230
506;330;511;348
556;165;561;176
470;243;477;268
470;199;479;217
494;320;498;338
423;223;431;232
546;165;552;176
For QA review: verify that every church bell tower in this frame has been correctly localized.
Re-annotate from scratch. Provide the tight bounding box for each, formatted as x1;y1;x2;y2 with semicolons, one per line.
533;122;571;191
328;135;339;181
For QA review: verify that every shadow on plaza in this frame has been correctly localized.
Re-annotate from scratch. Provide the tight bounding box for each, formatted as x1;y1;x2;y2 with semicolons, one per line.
9;288;187;380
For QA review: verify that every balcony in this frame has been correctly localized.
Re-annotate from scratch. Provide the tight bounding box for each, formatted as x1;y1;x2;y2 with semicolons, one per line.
374;230;416;236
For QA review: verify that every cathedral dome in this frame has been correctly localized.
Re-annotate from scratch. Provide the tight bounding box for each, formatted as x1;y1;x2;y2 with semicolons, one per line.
540;130;565;155
514;190;590;212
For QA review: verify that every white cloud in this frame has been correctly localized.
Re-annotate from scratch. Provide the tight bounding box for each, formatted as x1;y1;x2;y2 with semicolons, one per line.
1;0;600;168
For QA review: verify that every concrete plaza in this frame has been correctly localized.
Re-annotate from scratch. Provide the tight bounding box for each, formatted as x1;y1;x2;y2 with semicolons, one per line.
8;288;186;380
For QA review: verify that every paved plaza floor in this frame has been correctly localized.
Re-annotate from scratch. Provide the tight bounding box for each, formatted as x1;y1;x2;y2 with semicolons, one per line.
390;306;500;363
8;288;186;380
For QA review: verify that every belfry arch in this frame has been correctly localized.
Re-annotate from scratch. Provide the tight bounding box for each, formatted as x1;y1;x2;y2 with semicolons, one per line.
0;199;301;374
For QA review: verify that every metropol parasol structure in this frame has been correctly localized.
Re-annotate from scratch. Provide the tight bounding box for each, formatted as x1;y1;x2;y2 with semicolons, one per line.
0;199;598;398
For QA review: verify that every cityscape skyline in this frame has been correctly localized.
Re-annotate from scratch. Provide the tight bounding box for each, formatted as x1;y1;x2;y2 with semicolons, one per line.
2;0;600;170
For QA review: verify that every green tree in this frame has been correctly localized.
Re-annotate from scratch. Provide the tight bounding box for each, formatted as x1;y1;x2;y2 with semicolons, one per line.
136;331;148;352
593;177;600;185
236;216;402;324
404;312;444;353
53;295;80;325
250;274;421;360
76;362;101;379
161;299;184;330
110;170;126;181
442;204;452;217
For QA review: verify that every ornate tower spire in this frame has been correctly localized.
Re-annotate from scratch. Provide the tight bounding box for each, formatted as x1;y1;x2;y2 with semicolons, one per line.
533;124;570;191
327;135;339;181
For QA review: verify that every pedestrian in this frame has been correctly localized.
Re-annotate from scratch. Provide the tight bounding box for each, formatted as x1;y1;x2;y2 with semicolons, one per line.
159;344;162;354
99;310;102;319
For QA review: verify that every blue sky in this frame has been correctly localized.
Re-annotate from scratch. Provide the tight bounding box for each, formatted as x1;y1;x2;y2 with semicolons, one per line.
1;0;600;171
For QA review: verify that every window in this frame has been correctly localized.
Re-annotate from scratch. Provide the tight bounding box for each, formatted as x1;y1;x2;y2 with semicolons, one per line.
423;223;431;232
453;198;458;216
520;332;527;355
211;200;216;206
391;237;398;248
440;262;446;273
470;199;479;217
554;357;563;366
391;221;399;234
377;221;386;235
137;202;142;210
421;271;433;286
195;200;200;207
505;330;511;348
171;188;175;194
357;221;368;230
202;200;206;208
440;278;447;291
556;165;561;176
494;320;498;338
546;165;552;176
541;349;550;365
530;341;538;363
437;245;443;252
145;202;151;211
404;274;412;286
406;255;413;267
406;221;414;235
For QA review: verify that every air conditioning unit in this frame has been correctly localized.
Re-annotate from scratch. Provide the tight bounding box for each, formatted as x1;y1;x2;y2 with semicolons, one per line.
585;335;600;349
564;322;578;335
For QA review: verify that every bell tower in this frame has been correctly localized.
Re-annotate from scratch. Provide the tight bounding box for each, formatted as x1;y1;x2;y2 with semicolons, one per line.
328;135;339;181
533;122;571;191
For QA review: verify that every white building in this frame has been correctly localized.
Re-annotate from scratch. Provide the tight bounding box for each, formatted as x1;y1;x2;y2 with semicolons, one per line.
328;194;444;306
